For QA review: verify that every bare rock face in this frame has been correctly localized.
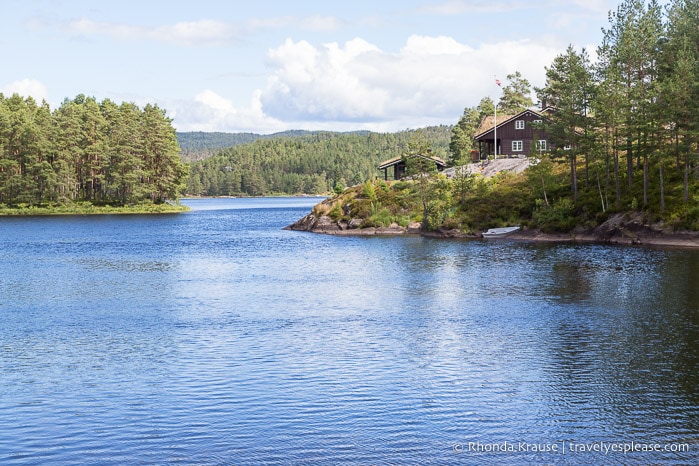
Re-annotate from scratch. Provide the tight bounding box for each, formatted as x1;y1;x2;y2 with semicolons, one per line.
407;222;422;234
593;213;659;244
314;215;341;233
284;212;318;231
347;218;363;229
285;212;410;235
376;223;407;235
284;212;342;233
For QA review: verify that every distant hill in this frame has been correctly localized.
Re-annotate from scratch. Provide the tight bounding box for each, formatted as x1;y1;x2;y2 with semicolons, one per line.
177;130;371;162
177;132;263;161
184;126;454;197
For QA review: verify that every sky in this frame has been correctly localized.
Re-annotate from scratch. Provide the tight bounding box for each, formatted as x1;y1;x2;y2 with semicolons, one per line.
0;0;640;134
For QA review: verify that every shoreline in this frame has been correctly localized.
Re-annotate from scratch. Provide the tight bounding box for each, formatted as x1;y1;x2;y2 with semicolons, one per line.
0;203;190;217
285;213;699;249
504;228;699;249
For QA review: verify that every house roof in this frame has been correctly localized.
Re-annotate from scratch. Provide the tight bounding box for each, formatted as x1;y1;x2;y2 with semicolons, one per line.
474;114;515;139
473;108;547;139
378;153;446;170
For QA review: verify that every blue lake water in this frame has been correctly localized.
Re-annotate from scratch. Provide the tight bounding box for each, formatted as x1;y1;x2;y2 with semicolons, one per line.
1;197;697;465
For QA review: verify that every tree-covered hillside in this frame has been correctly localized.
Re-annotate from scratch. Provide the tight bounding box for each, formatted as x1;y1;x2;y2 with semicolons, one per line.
177;132;265;161
185;126;452;196
177;129;373;162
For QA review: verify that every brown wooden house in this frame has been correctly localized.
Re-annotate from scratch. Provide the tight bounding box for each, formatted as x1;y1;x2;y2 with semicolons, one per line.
378;153;447;180
473;108;554;159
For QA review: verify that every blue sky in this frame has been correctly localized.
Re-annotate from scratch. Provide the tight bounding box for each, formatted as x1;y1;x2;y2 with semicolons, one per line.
0;0;645;133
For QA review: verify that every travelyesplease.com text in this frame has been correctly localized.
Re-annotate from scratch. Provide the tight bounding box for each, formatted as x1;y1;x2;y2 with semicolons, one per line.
454;440;691;455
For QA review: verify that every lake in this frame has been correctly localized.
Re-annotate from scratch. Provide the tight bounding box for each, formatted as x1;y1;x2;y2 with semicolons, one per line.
1;197;697;465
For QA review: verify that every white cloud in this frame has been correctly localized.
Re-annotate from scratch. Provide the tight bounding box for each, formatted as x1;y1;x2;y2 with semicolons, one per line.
67;18;239;46
195;90;237;114
262;38;388;121
167;35;561;133
568;0;618;13
170;89;286;134
247;15;344;32
259;35;559;127
65;15;344;47
1;79;49;102
152;20;239;46
421;0;615;15
421;0;537;15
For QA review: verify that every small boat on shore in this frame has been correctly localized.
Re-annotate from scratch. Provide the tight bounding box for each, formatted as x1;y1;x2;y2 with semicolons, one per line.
482;226;520;238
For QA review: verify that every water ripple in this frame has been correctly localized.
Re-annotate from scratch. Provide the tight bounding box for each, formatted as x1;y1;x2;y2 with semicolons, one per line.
0;200;697;464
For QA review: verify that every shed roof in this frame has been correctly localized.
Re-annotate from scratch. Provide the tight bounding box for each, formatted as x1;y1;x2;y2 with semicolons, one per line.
378;153;446;170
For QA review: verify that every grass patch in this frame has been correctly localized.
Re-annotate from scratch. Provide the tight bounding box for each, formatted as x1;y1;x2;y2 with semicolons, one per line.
0;202;190;216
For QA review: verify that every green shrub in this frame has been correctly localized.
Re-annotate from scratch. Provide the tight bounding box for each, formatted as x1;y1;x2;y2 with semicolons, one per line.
395;215;412;227
392;180;410;190
349;199;372;219
361;181;377;201
363;201;394;227
328;202;345;221
532;197;577;232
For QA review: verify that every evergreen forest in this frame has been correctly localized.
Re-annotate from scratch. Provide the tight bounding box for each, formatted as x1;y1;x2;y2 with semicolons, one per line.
177;132;265;162
0;94;188;209
185;126;451;196
176;130;371;162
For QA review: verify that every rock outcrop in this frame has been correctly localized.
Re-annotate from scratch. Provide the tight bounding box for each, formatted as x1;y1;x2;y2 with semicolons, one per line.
285;212;410;235
507;213;699;247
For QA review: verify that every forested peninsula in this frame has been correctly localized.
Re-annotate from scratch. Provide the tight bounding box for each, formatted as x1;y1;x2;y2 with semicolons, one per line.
287;0;699;246
0;94;188;214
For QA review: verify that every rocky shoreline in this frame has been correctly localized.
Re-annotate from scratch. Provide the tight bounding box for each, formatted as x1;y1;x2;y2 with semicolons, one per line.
285;211;699;248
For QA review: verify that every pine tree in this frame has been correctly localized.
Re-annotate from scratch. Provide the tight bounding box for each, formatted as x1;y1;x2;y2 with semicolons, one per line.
53;98;84;202
80;96;108;202
661;0;699;207
498;71;534;114
537;46;595;202
598;0;664;200
140;104;188;203
449;107;480;165
101;100;145;204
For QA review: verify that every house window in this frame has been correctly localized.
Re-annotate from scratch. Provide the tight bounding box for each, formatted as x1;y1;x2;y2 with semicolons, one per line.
536;140;547;151
515;120;525;130
564;144;572;151
512;140;523;152
533;119;542;126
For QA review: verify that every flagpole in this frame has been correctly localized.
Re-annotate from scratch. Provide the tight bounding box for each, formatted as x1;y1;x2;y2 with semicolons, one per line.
494;76;498;160
494;100;497;160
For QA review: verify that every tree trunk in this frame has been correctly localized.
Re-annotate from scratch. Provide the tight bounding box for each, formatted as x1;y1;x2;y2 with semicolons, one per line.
659;152;665;213
627;138;633;188
684;151;689;204
676;132;681;173
584;149;589;189
597;172;606;213
571;154;578;202
614;146;621;206
643;154;648;207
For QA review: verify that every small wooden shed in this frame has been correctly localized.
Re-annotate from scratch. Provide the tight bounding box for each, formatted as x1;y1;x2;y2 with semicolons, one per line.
378;153;447;180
